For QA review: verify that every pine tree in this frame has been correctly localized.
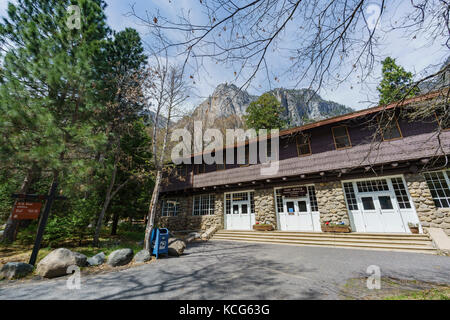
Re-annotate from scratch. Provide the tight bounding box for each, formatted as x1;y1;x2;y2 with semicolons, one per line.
0;0;110;242
377;57;420;105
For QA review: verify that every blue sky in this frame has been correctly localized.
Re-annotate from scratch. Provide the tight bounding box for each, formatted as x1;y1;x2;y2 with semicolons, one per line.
1;0;448;111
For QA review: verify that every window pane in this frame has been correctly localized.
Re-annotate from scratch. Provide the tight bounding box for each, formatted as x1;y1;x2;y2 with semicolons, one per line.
298;144;311;155
379;196;394;210
286;202;295;214
241;204;248;214
383;124;402;140
335;136;350;148
298;201;307;212
343;182;358;210
424;171;450;209
333;126;347;137
233;205;239;214
362;197;375;210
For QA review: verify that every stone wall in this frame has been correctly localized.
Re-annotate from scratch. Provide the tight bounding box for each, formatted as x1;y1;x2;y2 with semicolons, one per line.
405;173;450;235
315;181;350;225
156;193;224;232
254;188;277;229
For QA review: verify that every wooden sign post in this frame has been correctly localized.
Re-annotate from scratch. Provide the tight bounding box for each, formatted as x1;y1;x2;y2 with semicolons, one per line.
12;181;67;266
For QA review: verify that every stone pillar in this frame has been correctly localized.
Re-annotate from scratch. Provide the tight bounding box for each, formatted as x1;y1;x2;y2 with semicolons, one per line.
254;188;277;229
315;181;349;225
405;173;450;235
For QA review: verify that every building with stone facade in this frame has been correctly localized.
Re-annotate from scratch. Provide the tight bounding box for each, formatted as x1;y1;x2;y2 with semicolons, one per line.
156;90;450;237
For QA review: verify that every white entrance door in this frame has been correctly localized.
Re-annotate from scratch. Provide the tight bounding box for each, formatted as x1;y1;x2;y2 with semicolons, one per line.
280;197;314;231
358;192;406;233
225;192;255;230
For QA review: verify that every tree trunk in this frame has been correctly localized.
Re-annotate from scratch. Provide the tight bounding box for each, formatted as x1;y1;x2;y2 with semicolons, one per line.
144;170;162;251
93;162;117;247
111;211;119;236
2;165;37;243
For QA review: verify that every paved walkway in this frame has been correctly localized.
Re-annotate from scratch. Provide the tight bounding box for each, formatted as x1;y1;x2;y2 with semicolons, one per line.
0;241;449;300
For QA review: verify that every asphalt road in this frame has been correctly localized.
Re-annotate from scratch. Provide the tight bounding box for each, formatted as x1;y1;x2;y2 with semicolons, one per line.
0;241;449;300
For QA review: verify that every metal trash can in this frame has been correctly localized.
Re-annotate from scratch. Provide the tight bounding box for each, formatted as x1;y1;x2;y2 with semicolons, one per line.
150;228;169;259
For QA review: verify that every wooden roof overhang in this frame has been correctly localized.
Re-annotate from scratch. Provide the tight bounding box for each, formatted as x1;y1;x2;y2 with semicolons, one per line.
161;129;450;196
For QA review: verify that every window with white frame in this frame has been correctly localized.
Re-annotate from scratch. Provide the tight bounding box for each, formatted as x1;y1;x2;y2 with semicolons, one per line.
424;171;450;208
161;199;179;217
193;194;215;216
225;191;255;214
391;177;412;209
343;182;359;210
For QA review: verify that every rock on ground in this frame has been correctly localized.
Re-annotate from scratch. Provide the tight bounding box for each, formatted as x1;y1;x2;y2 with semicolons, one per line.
168;238;186;257
36;248;87;279
1;262;34;280
201;226;218;240
107;249;134;267
87;252;106;266
133;250;151;263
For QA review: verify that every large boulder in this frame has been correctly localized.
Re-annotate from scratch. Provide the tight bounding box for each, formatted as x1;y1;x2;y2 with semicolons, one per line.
87;252;106;267
133;250;151;263
1;262;34;280
201;226;218;240
168;238;186;257
107;248;133;267
36;248;87;279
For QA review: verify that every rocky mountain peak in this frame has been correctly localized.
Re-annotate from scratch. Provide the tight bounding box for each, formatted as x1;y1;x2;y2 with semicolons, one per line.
187;83;354;129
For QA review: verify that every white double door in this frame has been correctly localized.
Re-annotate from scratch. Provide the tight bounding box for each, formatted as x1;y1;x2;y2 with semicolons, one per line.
226;200;255;230
358;192;406;233
279;197;315;231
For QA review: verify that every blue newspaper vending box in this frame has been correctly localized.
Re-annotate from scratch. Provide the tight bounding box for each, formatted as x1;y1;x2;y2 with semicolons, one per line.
150;228;169;259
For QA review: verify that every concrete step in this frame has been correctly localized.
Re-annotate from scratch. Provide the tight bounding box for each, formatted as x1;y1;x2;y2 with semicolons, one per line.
216;230;430;240
212;230;437;254
212;237;436;254
213;234;432;245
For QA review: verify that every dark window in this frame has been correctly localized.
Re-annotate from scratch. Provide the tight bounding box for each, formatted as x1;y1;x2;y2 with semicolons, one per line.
298;201;307;212
286;201;295;214
239;147;250;167
233;205;239;214
241;204;248;214
362;197;375;210
436;110;450;130
379;117;402;141
195;164;206;174
296;135;311;156
332;126;351;149
379;196;394;210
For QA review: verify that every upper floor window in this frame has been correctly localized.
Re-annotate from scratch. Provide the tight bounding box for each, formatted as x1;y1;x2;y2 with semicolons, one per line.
162;199;179;217
239;147;250;167
332;126;351;149
193;194;216;216
379;116;402;141
435;110;449;130
296;134;311;156
424;171;450;208
195;164;206;174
